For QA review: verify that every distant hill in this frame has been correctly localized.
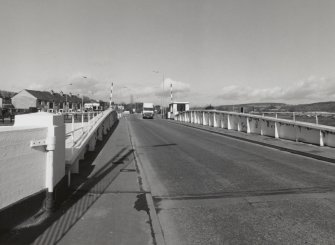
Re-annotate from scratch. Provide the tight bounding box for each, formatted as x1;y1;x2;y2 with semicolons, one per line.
282;101;335;112
214;101;335;112
215;103;286;112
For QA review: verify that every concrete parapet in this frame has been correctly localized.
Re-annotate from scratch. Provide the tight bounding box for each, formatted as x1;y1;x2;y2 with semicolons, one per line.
175;110;335;148
0;112;65;216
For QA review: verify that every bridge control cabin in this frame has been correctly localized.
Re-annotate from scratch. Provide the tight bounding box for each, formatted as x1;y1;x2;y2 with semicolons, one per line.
168;102;190;119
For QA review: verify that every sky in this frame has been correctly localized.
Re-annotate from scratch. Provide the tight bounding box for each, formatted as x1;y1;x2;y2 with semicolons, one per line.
1;0;335;106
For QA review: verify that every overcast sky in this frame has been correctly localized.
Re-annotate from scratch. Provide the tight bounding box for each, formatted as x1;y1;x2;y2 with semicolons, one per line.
1;0;335;106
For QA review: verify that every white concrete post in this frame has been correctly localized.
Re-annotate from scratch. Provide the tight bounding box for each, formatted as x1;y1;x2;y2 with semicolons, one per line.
247;117;251;133
293;112;296;121
275;122;279;139
260;120;264;136
98;125;103;141
320;130;325;146
237;116;241;132
202;112;206;126
295;125;299;142
316;115;319;125
228;114;232;130
213;113;217;127
14;112;65;211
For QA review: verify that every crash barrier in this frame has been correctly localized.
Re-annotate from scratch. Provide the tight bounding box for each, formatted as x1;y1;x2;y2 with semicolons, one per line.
175;110;335;148
65;109;117;185
0;109;117;212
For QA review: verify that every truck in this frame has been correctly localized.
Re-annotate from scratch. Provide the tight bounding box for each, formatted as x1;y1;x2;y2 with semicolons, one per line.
142;102;154;119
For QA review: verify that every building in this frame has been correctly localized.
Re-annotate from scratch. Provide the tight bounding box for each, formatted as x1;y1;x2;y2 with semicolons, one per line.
0;90;15;107
11;89;83;112
168;102;190;119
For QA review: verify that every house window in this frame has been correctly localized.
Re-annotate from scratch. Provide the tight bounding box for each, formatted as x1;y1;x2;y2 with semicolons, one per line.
177;104;186;112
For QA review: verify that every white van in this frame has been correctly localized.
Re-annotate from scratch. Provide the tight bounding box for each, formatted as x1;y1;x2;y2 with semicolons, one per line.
142;103;154;119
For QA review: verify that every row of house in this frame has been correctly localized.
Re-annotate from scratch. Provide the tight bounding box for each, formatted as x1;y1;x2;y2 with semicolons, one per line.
0;90;16;109
1;89;102;113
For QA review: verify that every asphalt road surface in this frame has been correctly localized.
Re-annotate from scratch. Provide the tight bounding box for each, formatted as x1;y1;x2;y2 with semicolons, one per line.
127;114;335;245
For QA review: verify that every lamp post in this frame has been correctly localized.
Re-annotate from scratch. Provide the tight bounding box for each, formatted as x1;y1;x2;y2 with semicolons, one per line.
153;70;165;118
81;76;87;112
58;83;72;112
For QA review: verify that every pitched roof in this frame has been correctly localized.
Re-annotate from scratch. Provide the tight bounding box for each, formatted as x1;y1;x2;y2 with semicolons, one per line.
0;90;16;99
67;94;82;103
25;89;55;101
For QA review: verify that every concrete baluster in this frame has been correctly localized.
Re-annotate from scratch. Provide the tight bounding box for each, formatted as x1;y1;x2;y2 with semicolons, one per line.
213;112;217;127
320;130;325;146
103;119;108;135
247;117;251;133
295;125;299;142
98;125;103;141
275;121;279;139
316;114;319;124
237;116;241;132
89;132;97;151
227;114;231;130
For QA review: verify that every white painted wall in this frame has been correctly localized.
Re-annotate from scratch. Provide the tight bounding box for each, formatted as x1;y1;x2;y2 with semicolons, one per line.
0;127;47;210
11;90;37;109
15;112;65;188
0;112;65;210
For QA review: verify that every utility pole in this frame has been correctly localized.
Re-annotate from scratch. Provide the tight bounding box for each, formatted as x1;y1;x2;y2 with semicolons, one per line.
110;82;113;108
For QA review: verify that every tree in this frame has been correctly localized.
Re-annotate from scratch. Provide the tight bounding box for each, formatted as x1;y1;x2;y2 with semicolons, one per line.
205;104;215;110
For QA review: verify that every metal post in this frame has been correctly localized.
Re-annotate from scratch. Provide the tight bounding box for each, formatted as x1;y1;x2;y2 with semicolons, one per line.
72;114;75;147
82;112;84;132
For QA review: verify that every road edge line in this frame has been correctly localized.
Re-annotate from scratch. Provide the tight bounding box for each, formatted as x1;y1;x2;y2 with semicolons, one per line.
126;118;166;245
